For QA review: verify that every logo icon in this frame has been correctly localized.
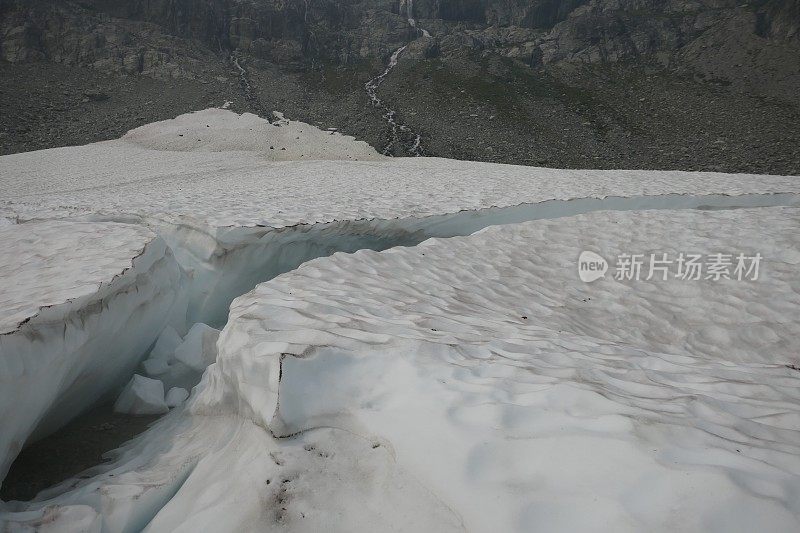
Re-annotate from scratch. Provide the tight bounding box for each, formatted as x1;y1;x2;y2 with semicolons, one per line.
578;251;608;282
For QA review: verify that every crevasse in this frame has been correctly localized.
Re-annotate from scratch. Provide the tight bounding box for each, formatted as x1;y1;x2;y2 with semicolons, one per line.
1;191;798;528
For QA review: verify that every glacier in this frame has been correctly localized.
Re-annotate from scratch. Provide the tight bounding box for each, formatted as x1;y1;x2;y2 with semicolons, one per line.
1;108;799;532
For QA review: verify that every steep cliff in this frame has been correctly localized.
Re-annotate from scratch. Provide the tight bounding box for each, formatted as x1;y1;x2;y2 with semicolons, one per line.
3;0;797;77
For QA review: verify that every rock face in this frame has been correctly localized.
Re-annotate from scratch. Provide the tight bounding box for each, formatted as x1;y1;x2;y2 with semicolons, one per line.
2;0;798;84
411;0;590;27
0;0;403;74
0;0;222;78
540;0;800;75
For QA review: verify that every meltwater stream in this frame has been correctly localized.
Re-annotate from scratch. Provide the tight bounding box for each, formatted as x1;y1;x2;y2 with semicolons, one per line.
364;0;429;156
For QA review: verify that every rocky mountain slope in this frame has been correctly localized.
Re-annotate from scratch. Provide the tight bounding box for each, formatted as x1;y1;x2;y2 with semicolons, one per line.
1;0;799;173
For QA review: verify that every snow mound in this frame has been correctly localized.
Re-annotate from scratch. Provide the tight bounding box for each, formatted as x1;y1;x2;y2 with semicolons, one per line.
0;221;187;482
122;108;383;161
4;207;797;532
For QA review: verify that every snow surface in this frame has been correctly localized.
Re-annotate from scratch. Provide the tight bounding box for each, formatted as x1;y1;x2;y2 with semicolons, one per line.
1;109;799;531
200;206;800;532
1;109;799;229
0;220;157;335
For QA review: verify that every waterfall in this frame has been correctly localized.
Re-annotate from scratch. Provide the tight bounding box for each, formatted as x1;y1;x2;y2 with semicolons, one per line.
406;0;431;38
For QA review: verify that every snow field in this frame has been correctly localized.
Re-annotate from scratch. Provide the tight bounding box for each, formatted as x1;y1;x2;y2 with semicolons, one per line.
2;109;800;230
1;109;799;531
